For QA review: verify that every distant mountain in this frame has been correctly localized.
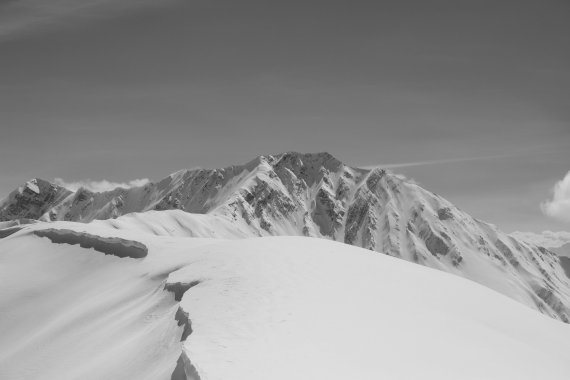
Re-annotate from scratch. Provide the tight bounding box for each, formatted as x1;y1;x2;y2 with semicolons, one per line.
511;230;570;251
550;243;570;280
552;243;570;258
0;178;72;221
2;152;570;321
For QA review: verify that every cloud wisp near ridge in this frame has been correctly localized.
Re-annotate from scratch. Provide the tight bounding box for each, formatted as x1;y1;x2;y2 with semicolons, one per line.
53;177;149;193
541;170;570;223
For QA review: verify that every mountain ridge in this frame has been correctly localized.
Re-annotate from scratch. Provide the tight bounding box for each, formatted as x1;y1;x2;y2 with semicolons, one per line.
2;151;570;321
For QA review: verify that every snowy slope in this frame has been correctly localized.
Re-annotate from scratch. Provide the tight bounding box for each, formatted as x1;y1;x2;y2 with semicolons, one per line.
1;152;570;321
92;210;570;322
1;223;570;380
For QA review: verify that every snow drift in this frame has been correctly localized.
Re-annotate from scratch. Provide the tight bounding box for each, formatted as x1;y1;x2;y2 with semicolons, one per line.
1;223;570;380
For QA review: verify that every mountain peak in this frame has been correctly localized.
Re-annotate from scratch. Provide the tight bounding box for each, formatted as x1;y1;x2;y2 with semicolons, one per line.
238;152;346;178
274;151;341;164
18;178;72;196
0;178;72;222
1;153;569;322
267;151;344;173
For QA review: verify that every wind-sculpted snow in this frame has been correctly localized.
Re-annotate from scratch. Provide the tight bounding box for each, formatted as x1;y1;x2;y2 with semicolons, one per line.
1;152;570;321
0;219;39;238
4;232;570;379
33;228;148;258
0;228;209;380
0;235;182;379
166;280;202;380
0;226;23;239
171;353;201;380
165;281;201;302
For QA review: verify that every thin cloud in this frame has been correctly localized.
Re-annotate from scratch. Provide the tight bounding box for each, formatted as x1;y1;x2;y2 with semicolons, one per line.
0;0;169;38
541;170;570;223
361;142;570;170
361;153;515;170
54;178;150;193
0;0;110;37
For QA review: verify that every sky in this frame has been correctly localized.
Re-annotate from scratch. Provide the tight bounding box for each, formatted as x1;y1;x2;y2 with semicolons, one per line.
0;0;568;233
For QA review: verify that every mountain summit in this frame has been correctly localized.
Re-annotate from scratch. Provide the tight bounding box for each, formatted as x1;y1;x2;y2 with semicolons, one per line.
1;152;569;321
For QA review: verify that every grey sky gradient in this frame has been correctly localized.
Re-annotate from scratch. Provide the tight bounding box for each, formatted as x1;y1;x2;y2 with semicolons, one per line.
0;0;569;232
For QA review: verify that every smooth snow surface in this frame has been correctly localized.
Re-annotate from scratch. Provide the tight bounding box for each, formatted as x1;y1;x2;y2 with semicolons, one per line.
2;222;570;380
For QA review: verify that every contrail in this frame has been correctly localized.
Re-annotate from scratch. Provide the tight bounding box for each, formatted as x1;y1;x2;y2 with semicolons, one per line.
361;153;515;170
362;141;570;170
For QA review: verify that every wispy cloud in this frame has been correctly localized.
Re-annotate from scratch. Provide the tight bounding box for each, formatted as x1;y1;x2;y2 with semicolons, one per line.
361;142;570;170
361;153;515;170
541;170;570;223
0;0;167;38
54;177;150;193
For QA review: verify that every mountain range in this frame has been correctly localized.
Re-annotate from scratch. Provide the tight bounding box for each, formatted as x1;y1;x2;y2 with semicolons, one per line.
1;151;569;321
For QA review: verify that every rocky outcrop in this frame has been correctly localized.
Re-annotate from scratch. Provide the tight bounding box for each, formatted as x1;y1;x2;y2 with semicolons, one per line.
0;179;72;221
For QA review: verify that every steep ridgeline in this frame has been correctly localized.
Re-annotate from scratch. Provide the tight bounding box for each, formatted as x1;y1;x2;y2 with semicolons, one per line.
2;152;570;321
0;178;72;221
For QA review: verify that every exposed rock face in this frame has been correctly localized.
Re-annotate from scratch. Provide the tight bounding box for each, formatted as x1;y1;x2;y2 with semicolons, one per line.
0;178;72;221
438;207;454;220
2;152;570;321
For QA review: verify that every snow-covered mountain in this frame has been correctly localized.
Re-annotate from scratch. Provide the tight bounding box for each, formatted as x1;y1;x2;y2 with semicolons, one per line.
1;152;570;321
553;243;570;258
2;227;570;380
